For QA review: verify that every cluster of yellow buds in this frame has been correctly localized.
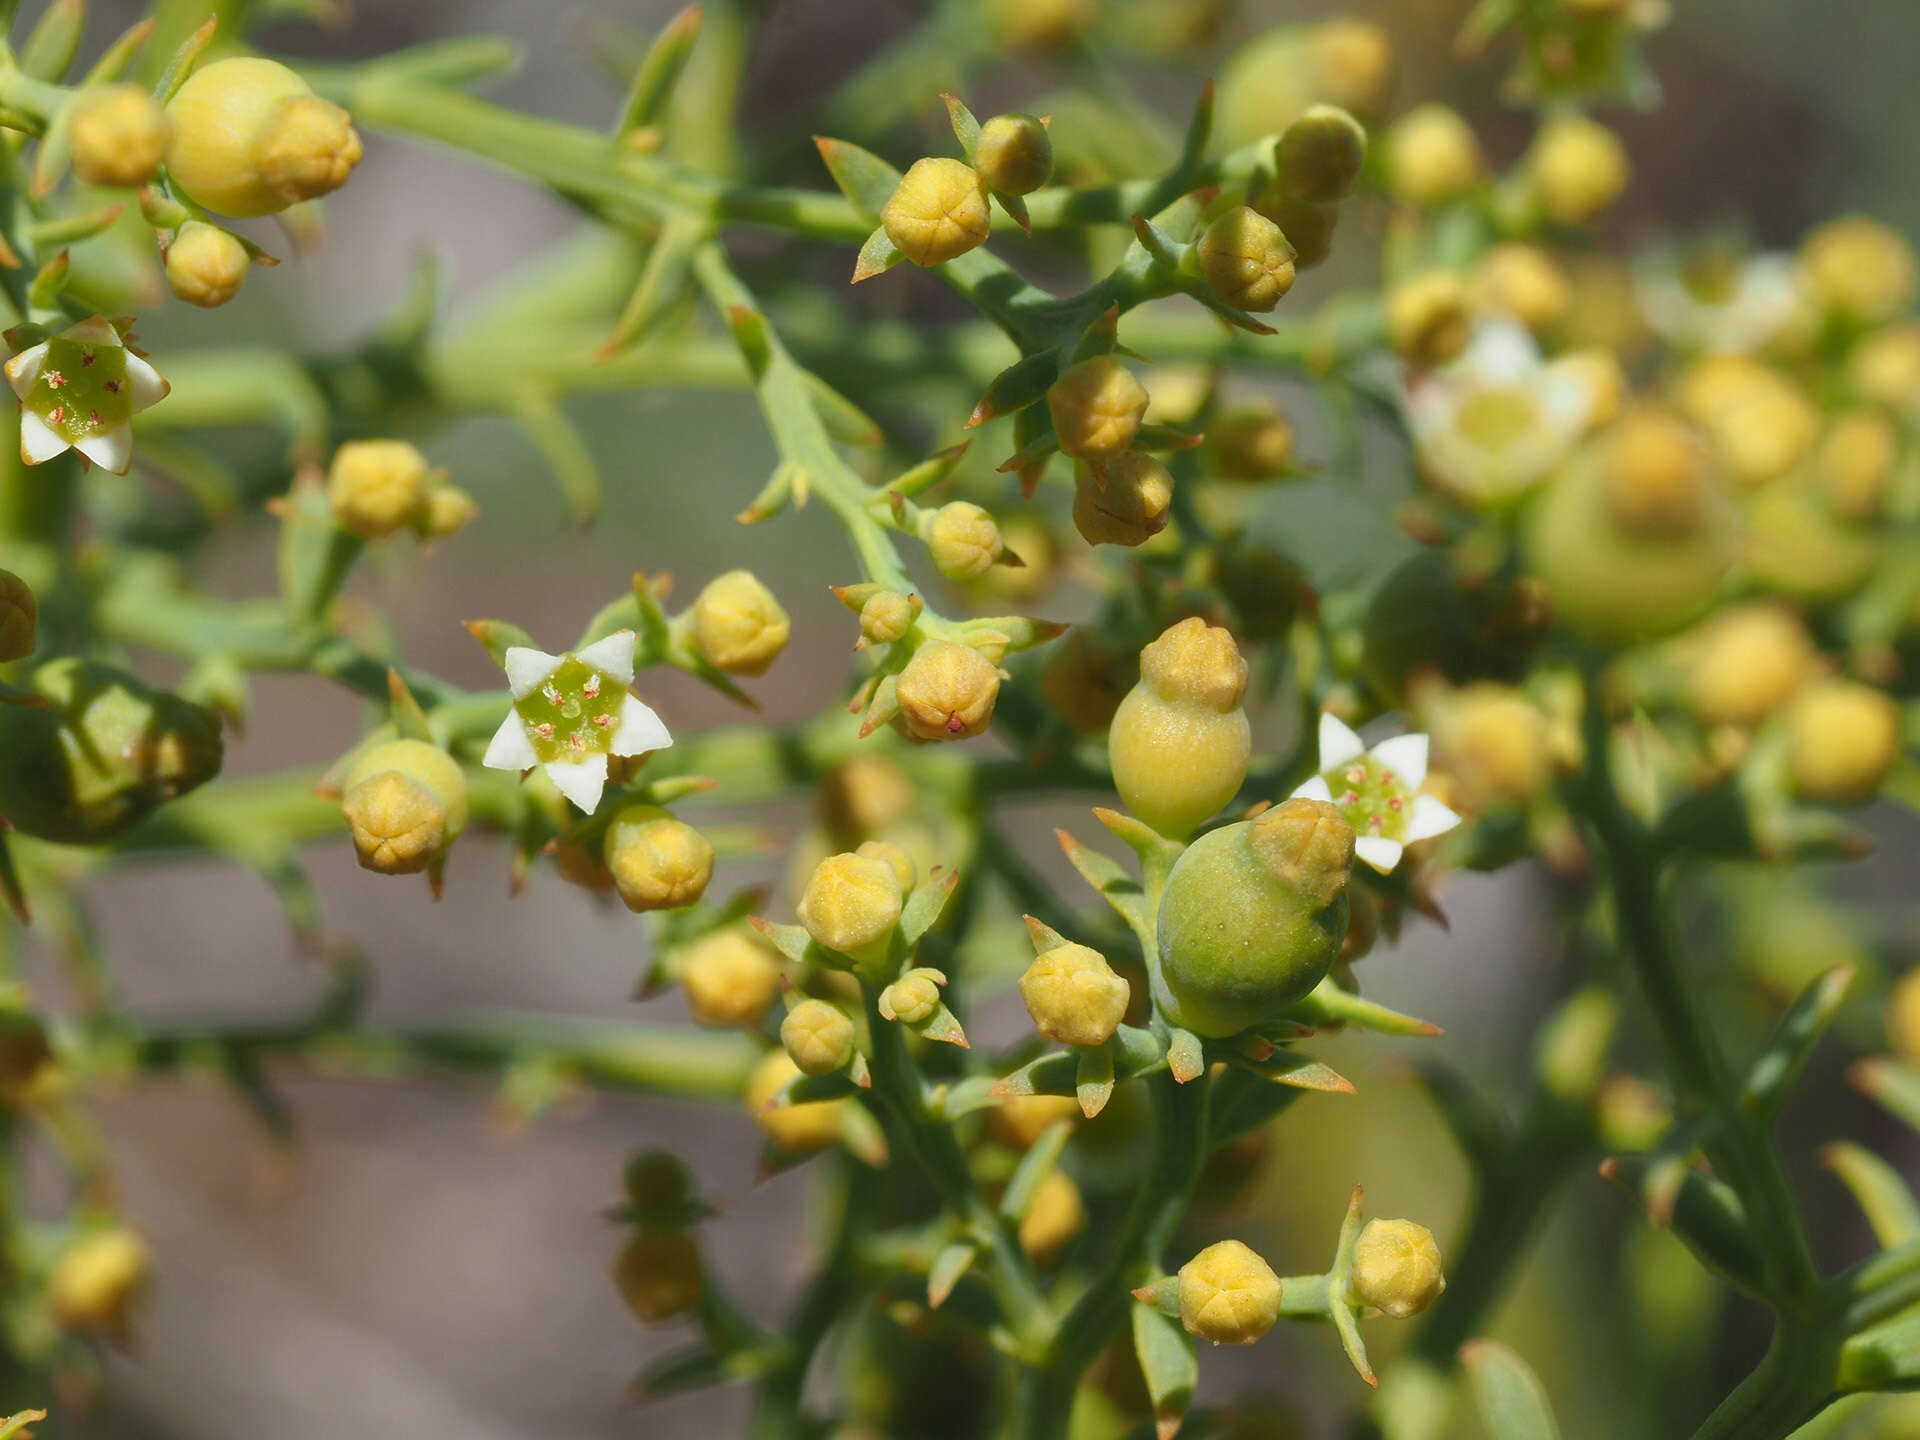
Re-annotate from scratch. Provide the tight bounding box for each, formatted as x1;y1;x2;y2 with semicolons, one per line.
326;440;477;543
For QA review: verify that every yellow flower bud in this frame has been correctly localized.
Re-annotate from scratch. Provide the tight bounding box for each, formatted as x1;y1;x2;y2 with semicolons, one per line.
859;590;915;645
1178;1239;1283;1345
820;755;916;842
1429;684;1553;809
1529;114;1629;226
1602;407;1712;538
1274;104;1367;204
1786;679;1900;804
1887;969;1920;1066
1816;411;1898;522
1852;322;1920;412
50;1228;150;1335
327;439;431;540
69;84;171;187
1073;454;1174;547
165;221;251;308
1018;1168;1085;1265
1678;357;1816;489
1801;215;1918;325
1110;618;1251;839
855;838;916;892
881;970;942;1025
1682;604;1814;729
1210;403;1296;481
975;113;1053;195
1019;942;1129;1047
1350;1219;1446;1319
1251;188;1338;269
0;568;36;663
988;0;1096;49
680;928;783;1028
782;999;856;1075
746;1050;847;1153
799;851;904;959
692;569;790;676
988;1094;1081;1150
1309;19;1393;117
882;157;991;267
612;1228;702;1324
605;804;715;913
1196;206;1297;313
1554;348;1627;429
925;501;1004;579
422;483;480;539
1474;243;1570;335
340;739;469;876
1387;271;1474;368
896;640;1001;741
1386;103;1481;208
1049;356;1149;459
166;57;362;217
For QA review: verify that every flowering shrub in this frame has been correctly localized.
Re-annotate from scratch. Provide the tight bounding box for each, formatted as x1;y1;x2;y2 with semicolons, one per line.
5;1;1920;1437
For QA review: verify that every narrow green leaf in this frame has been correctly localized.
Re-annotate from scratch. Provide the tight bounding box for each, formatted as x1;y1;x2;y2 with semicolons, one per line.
851;223;903;283
1232;1049;1354;1094
943;93;981;158
612;3;702;141
1283;976;1443;1037
803;369;883;448
513;399;602;524
276;471;363;627
888;441;971;502
1853;1058;1920;1132
463;618;538;668
1823;1142;1920;1247
1461;1340;1564;1440
999;1117;1071;1221
928;1241;976;1308
151;14;217;106
814;136;902;221
1744;963;1856;1121
901;867;960;945
1076;1044;1115;1117
386;670;434;743
1602;1154;1769;1295
20;0;82;81
1132;1302;1197;1440
1055;828;1147;936
598;211;703;359
967;351;1060;428
631;1343;727;1403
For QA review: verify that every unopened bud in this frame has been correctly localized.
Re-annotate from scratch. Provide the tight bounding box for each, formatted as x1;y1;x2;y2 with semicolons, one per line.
1529;114;1628;226
820;754;916;842
1816;411;1898;522
0;568;36;662
855;838;916;891
1251;188;1338;268
1110;618;1251;838
70;84;171;187
327;440;431;540
1852;323;1920;412
165;221;251;308
881;969;942;1024
341;739;468;876
1386;103;1481;207
988;1094;1081;1150
1196;206;1297;313
1682;604;1813;729
1429;684;1553;808
692;569;790;675
605;804;714;913
1048;356;1149;459
1603;407;1710;537
1474;243;1570;335
1274;104;1367;204
859;589;916;645
975;113;1053;195
1178;1239;1283;1345
925;501;1004;579
782;999;856;1075
1018;1168;1085;1265
1020;942;1129;1047
1073;453;1174;547
421;482;479;539
50;1229;149;1336
1386;271;1473;368
1350;1219;1446;1318
1786;679;1899;804
1800;215;1917;326
166;57;361;217
746;1049;847;1153
895;639;1001;741
681;928;782;1028
1309;19;1394;117
799;851;903;960
882;157;991;267
612;1229;702;1324
1210;403;1296;480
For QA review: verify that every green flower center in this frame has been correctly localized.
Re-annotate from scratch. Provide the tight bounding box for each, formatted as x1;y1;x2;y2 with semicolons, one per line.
511;656;625;765
26;337;132;442
1456;386;1541;454
1323;756;1413;841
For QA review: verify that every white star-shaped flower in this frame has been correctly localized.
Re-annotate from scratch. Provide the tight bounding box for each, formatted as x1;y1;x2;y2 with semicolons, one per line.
1292;713;1462;873
5;317;169;475
1639;252;1803;356
480;629;672;814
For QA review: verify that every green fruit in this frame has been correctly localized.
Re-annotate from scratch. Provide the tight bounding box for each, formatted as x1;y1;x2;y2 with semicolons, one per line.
1155;798;1354;1037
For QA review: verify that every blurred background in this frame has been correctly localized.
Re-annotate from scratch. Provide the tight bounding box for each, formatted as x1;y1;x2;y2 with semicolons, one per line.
24;0;1920;1436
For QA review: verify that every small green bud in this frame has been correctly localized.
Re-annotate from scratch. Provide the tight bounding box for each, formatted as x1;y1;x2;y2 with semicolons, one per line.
1109;617;1251;839
340;739;469;876
1386;270;1474;368
1274;104;1367;204
799;851;903;960
0;568;36;662
1019;942;1129;1047
624;1151;693;1219
1018;1168;1085;1265
605;803;715;913
1349;1219;1446;1319
50;1228;150;1337
1209;404;1296;481
746;1049;847;1153
1786;679;1900;804
680;928;782;1028
70;84;171;188
1528;114;1629;226
896;640;1001;741
1196;206;1297;313
612;1228;702;1324
881;969;943;1025
975;113;1053;195
859;590;916;646
1178;1239;1283;1345
1156;798;1354;1037
166;57;362;217
925;501;1004;579
782;999;856;1075
327;440;432;540
882;157;991;267
1072;454;1174;548
1386;103;1481;208
1048;357;1149;460
692;569;790;675
165;221;251;308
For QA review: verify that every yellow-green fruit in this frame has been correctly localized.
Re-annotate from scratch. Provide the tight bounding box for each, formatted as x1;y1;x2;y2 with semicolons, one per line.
1195;206;1296;313
0;660;222;843
340;739;468;876
166;57;362;217
1785;680;1900;804
1351;1220;1445;1318
605;804;714;913
69;84;171;187
49;1229;150;1335
1887;969;1920;1065
327;439;431;540
1019;943;1130;1047
782;999;855;1075
882;157;991;267
1073;454;1174;547
1049;356;1149;459
612;1228;702;1324
975;113;1053;195
1155;798;1354;1037
1801;215;1917;325
680;929;783;1028
896;640;1001;741
1387;103;1481;207
799;851;903;960
1274;104;1367;204
1018;1169;1085;1265
0;568;36;662
1109;617;1251;839
166;221;251;308
692;570;790;675
1744;482;1882;605
1178;1239;1283;1345
746;1050;846;1153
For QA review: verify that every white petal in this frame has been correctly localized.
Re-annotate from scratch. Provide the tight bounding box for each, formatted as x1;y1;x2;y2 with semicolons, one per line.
1406;794;1463;844
61;317;124;348
122;353;170;413
1403;376;1458;443
74;422;132;475
503;646;563;700
544;752;609;814
19;409;70;464
1317;713;1366;771
481;712;538;772
1292;775;1334;803
574;629;637;686
1459;321;1540;385
5;342;47;400
1354;836;1404;873
1370;733;1429;791
609;693;672;758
